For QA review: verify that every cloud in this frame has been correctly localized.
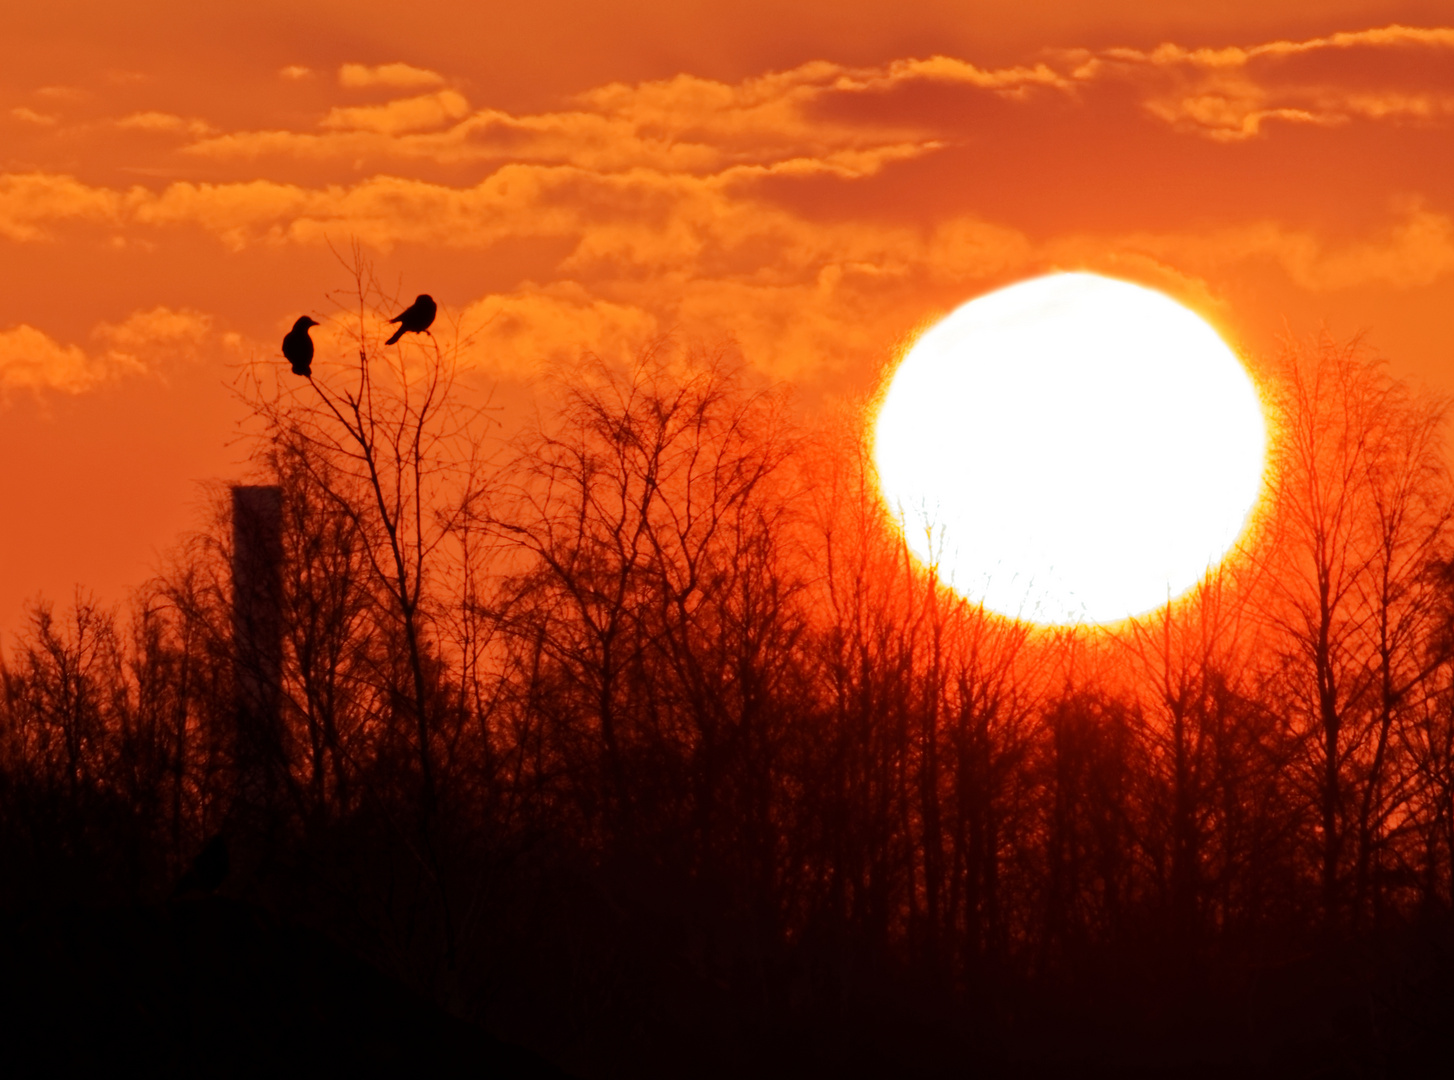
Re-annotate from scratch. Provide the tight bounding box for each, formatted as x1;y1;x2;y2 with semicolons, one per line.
0;307;213;398
459;284;661;379
338;62;445;90
1071;23;1454;140
434;197;1454;382
116;112;215;137
10;107;57;127
432;212;1036;382
0;173;121;241
8;27;1454;389
36;86;86;101
1255;208;1454;291
95;307;214;370
175;25;1454;178
9;151;1450;295
1096;203;1454;292
320;90;470;135
0;164;1021;344
163;23;1454;222
279;65;312;80
0;325;97;394
184;55;1053;172
122;170;574;250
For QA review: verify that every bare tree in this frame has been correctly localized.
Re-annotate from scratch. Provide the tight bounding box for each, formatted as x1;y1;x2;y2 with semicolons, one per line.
243;251;492;820
1259;334;1453;928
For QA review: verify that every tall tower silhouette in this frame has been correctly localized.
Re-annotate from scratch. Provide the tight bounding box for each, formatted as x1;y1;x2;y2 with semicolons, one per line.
231;485;286;824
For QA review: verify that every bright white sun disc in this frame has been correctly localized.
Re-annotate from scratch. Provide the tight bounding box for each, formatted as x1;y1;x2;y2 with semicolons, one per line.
874;272;1266;625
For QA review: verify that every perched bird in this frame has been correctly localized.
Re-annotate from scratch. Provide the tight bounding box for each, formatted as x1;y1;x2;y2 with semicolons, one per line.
172;833;229;898
282;315;319;376
385;294;437;345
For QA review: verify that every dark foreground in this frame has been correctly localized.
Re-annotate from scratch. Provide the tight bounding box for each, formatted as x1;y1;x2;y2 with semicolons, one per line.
0;897;568;1077
2;894;1453;1077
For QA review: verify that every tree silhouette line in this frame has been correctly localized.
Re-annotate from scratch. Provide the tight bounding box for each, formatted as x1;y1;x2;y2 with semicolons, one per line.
3;271;1453;1074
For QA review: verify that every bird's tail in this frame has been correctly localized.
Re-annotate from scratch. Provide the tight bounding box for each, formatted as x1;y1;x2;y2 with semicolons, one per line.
385;326;405;346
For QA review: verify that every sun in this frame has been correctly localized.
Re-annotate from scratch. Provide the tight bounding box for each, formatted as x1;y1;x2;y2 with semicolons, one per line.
873;272;1267;626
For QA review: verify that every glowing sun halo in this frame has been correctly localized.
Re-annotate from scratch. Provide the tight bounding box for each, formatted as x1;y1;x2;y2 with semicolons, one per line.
874;272;1267;626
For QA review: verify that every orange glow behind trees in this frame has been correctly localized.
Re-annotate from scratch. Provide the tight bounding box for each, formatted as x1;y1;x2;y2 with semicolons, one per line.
4;326;1453;985
2;312;1454;1070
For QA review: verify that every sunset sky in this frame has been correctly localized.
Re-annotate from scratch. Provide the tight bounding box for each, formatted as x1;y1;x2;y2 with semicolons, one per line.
3;1;1453;629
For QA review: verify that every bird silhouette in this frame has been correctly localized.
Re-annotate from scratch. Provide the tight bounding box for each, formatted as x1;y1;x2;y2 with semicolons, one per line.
385;294;437;345
172;833;229;897
282;315;319;376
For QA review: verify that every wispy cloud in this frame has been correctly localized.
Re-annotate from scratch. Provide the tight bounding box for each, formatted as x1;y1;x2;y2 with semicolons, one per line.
9;107;58;127
172;24;1454;179
183;56;1049;171
338;62;445;90
459;284;662;379
1091;203;1454;291
116;112;216;137
320;90;471;135
1070;23;1454;139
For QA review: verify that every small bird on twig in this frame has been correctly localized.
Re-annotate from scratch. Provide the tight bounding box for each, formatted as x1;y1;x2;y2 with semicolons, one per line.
282;316;319;376
385;294;437;345
172;832;229;897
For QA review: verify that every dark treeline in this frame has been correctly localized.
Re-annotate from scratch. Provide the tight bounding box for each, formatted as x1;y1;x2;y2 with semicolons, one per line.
4;290;1454;1075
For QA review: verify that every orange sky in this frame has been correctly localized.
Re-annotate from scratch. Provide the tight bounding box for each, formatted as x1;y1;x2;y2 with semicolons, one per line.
3;1;1453;631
